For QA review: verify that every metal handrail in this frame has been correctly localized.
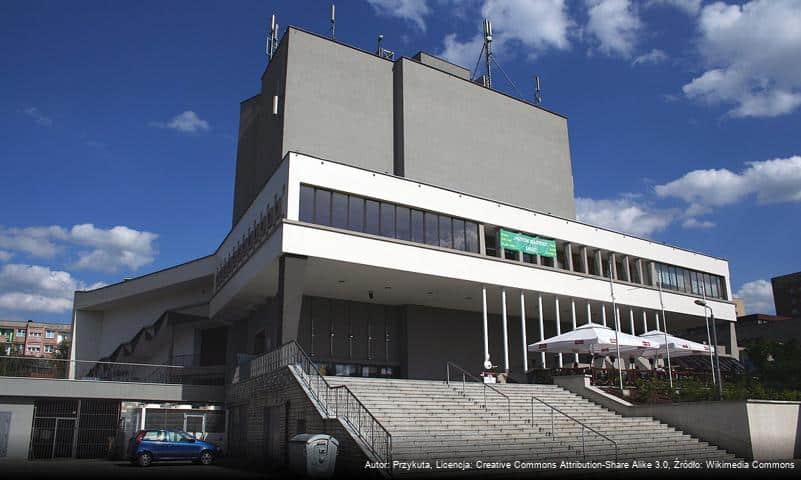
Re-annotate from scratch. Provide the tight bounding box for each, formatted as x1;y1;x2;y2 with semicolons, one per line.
530;395;618;461
0;355;189;384
445;362;511;420
247;341;392;467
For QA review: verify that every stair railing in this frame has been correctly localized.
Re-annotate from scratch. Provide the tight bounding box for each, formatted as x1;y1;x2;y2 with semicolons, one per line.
530;395;618;461
445;362;510;420
248;341;392;467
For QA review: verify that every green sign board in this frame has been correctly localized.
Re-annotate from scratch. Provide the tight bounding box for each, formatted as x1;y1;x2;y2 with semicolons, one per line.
499;229;556;258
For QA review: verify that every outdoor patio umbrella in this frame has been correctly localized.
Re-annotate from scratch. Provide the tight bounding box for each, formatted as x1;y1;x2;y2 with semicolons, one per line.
528;322;658;357
638;330;711;358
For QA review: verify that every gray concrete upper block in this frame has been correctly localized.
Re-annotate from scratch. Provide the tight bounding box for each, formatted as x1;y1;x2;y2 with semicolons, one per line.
412;52;470;79
282;28;395;175
398;58;576;219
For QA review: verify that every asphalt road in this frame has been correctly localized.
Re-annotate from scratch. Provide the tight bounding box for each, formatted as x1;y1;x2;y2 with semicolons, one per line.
0;458;280;479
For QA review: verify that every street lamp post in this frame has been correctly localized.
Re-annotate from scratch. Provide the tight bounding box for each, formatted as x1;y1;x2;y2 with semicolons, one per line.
695;299;723;400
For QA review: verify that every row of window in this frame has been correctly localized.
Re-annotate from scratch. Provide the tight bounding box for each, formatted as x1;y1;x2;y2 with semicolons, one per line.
300;185;480;253
6;329;58;338
298;184;727;300
656;263;725;299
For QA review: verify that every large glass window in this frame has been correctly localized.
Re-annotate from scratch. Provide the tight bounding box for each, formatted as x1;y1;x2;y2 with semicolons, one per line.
452;219;465;251
465;222;479;253
438;215;452;249
332;192;348;229
411;210;424;243
365;200;380;235
396;207;410;241
424;212;438;246
299;185;315;223
348;196;364;232
314;189;331;226
380;203;395;238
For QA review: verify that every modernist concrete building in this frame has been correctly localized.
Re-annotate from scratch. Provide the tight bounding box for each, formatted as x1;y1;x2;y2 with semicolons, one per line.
772;271;801;319
2;27;751;470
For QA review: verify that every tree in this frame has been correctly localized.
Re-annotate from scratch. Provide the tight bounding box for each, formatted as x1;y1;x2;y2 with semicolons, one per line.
55;339;71;360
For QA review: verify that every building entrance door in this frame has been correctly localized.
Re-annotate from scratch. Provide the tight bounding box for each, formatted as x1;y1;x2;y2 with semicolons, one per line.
184;414;205;438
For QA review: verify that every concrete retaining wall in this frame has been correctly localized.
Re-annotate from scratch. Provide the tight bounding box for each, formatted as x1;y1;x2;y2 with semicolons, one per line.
554;375;801;460
0;401;33;460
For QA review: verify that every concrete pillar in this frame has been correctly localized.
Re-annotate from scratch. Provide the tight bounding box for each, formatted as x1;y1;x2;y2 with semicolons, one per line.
502;289;509;373
571;299;578;364
279;255;307;344
642;311;648;333
555;296;563;368
623;256;632;282
636;258;644;285
595;250;603;276
586;302;592;325
655;313;660;332
601;305;607;327
649;262;658;287
566;243;574;271
482;287;490;367
520;291;528;371
610;253;618;280
478;224;487;256
581;246;589;274
630;309;635;334
538;294;545;368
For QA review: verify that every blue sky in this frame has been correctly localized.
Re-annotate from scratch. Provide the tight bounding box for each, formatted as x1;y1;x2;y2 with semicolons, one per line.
1;0;800;323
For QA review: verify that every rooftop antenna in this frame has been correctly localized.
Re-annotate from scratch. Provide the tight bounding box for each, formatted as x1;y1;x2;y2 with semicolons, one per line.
377;34;383;55
267;13;278;61
376;34;395;60
330;3;336;40
534;75;542;105
482;18;493;88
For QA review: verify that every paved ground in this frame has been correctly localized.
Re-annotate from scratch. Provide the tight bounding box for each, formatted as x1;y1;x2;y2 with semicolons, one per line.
0;458;281;479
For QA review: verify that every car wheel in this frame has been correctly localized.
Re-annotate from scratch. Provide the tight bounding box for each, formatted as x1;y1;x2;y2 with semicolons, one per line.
137;452;152;467
199;450;214;465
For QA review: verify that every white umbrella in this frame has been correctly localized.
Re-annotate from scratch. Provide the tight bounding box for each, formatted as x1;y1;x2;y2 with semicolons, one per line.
638;330;711;358
529;322;657;357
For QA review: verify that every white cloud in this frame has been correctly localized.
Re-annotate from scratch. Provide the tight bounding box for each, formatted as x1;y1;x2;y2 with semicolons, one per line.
0;226;68;258
682;0;801;117
585;0;642;58
735;279;775;315
0;251;12;262
21;106;53;126
0;224;158;272
437;0;573;68
632;48;667;66
367;0;431;31
655;156;801;212
647;0;702;16
576;197;675;237
681;218;716;229
150;111;210;133
0;264;104;314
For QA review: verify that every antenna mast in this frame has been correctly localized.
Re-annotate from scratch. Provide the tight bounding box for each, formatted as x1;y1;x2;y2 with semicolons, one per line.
483;18;493;88
267;14;278;61
330;3;336;39
534;75;542;105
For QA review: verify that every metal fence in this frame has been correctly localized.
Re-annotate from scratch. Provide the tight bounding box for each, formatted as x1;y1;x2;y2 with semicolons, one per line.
0;356;201;385
246;341;392;467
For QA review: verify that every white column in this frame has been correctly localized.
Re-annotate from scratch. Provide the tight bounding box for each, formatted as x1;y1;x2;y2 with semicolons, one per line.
141;406;147;430
555;296;563;368
571;299;578;363
538;294;545;368
502;289;509;373
520;291;528;371
629;309;635;334
586;302;592;325
601;305;607;327
482;287;490;367
642;311;648;333
655;313;660;332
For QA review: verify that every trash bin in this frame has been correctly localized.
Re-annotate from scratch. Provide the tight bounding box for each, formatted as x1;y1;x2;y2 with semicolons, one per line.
288;433;339;478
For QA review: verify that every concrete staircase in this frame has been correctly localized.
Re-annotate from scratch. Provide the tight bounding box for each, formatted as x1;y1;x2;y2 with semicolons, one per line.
325;376;739;475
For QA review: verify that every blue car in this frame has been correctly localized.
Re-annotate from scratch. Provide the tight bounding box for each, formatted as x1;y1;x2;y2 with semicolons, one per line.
128;429;219;467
